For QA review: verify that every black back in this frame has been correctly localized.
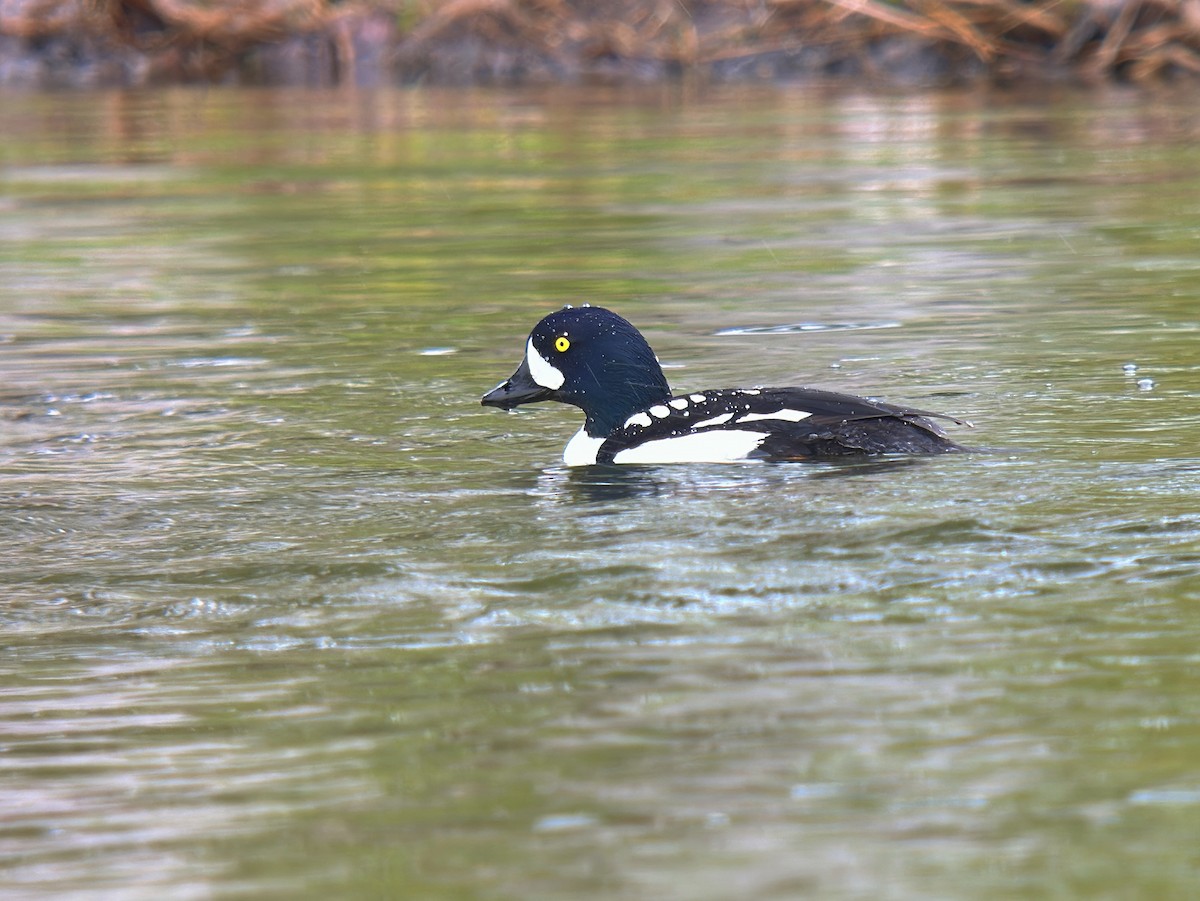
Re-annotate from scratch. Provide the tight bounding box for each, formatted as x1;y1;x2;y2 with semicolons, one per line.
595;387;967;462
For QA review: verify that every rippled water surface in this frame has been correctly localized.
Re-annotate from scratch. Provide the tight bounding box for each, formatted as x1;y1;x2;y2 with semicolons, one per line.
2;85;1199;899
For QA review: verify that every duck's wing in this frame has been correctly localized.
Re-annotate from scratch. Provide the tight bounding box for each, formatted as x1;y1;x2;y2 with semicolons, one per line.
596;387;970;463
749;387;971;457
762;387;970;430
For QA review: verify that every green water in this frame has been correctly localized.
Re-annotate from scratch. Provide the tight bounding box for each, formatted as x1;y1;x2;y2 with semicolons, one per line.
1;85;1198;899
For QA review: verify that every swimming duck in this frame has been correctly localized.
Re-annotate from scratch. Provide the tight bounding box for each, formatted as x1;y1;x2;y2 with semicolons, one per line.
481;305;969;465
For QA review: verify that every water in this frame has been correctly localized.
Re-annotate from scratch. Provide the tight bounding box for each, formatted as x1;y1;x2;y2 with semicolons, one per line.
1;85;1198;899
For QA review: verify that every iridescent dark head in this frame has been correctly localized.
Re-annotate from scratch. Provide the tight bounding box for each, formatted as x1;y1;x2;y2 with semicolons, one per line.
481;305;672;436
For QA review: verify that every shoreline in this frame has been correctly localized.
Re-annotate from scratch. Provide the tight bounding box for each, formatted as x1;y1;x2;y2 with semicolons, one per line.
2;0;1198;90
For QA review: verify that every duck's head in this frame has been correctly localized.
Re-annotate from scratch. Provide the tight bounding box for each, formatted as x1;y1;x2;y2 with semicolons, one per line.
481;305;672;436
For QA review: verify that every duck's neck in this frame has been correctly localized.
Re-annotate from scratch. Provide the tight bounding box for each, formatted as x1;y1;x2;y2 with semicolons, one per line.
581;370;671;437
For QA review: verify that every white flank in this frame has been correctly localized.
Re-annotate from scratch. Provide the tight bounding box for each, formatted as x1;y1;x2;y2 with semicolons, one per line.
737;409;812;424
623;412;653;429
612;430;766;464
668;398;689;410
563;428;604;466
694;412;734;428
526;339;565;390
649;404;670;418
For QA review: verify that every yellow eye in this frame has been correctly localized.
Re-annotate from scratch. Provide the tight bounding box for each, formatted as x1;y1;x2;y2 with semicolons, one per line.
554;336;570;353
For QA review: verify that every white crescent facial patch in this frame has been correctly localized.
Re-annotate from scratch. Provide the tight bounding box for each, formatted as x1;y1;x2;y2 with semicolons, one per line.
526;338;565;390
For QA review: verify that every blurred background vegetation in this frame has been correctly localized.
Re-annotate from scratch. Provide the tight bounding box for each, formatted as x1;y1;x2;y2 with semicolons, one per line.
2;0;1199;88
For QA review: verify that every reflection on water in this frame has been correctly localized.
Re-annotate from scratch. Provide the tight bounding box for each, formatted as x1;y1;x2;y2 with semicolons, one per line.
712;320;901;335
1;85;1199;900
532;455;941;504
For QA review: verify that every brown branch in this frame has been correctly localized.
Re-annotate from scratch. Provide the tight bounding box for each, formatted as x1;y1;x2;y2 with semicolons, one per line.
912;0;1000;60
1090;0;1142;72
818;0;950;38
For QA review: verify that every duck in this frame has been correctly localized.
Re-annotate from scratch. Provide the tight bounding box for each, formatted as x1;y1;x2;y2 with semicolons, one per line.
481;305;970;465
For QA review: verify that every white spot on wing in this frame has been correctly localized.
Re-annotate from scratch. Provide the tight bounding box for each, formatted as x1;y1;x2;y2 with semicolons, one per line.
623;412;653;429
669;398;689;410
694;412;734;428
563;428;604;466
689;394;706;403
737;409;812;424
526;339;564;390
612;430;766;464
649;404;670;418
